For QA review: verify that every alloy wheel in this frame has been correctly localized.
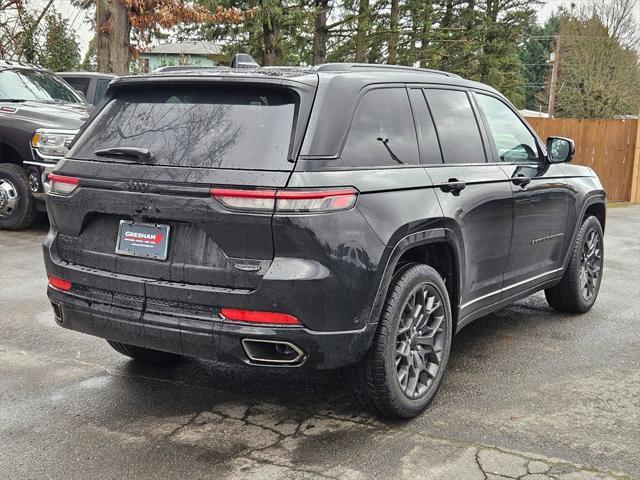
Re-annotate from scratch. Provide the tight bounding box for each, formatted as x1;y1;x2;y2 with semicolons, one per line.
580;229;602;301
28;171;40;193
0;178;18;218
395;283;447;400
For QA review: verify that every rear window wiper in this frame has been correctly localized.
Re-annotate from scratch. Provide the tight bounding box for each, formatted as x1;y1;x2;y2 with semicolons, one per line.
94;147;155;162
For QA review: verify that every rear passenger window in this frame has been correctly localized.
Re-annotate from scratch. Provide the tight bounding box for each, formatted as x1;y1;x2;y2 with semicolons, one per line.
424;89;485;164
64;77;90;96
341;88;419;167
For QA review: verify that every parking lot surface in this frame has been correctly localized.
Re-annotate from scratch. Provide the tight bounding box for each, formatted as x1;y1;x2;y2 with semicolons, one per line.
1;206;638;479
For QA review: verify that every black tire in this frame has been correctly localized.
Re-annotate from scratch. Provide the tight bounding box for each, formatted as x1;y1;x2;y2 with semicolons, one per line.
545;215;604;313
345;263;453;419
106;340;182;364
0;163;36;230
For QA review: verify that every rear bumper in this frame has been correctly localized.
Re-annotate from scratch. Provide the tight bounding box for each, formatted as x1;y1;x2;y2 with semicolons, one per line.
47;281;377;369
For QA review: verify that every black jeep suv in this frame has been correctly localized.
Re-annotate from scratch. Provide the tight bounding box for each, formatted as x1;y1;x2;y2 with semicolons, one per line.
0;60;92;229
43;64;606;418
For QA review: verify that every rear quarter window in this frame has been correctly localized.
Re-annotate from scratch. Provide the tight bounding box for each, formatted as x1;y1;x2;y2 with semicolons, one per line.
340;88;419;167
70;84;298;170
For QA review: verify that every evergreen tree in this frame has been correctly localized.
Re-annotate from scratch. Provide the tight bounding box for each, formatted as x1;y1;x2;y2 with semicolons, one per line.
42;12;80;71
189;0;540;105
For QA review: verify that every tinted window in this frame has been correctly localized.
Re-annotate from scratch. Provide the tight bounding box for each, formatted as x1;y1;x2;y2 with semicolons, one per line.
64;77;91;96
341;88;418;167
424;89;485;164
408;88;443;164
94;79;111;105
71;85;297;170
0;69;81;103
475;94;540;163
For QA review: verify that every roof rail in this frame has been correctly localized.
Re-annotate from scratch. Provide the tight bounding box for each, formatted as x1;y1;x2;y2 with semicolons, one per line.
315;63;461;78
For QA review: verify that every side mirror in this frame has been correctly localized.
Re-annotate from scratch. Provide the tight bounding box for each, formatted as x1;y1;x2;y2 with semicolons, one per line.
546;136;575;163
74;89;87;102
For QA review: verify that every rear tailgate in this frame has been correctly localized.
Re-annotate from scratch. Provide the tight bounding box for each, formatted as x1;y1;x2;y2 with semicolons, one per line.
47;76;316;292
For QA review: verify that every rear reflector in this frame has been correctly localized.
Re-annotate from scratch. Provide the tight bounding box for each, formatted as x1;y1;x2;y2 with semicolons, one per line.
48;174;79;195
48;275;72;291
221;308;301;326
210;187;358;213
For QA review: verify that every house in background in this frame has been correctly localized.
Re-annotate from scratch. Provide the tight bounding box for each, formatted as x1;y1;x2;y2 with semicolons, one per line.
141;41;223;72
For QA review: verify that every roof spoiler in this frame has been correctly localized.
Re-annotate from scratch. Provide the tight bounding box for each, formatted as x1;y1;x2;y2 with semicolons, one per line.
230;53;260;69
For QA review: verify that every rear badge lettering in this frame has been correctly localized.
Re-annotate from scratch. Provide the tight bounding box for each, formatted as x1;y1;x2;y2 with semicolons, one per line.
128;180;149;192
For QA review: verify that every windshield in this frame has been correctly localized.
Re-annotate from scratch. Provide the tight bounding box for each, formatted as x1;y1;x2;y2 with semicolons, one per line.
71;84;298;170
0;68;82;103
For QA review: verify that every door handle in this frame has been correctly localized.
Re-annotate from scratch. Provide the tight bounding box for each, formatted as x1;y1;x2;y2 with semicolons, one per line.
440;179;466;195
511;175;531;188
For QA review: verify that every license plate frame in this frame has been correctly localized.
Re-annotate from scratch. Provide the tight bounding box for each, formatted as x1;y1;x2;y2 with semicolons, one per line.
115;220;170;261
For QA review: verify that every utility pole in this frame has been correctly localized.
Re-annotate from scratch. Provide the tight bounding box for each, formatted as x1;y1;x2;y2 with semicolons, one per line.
548;35;561;118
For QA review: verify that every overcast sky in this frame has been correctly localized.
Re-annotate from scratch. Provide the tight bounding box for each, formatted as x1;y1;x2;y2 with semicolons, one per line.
26;0;640;60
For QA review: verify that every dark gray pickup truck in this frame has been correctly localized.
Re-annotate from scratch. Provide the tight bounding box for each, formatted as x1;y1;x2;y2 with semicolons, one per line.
0;60;92;229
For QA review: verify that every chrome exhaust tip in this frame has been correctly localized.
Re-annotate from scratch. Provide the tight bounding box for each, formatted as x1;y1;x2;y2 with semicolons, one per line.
241;339;305;365
51;301;64;324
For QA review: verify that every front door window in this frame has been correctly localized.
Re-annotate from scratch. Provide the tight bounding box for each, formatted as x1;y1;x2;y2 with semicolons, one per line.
475;94;540;164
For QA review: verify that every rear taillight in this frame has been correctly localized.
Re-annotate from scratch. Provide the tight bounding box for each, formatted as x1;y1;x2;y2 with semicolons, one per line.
210;188;276;212
210;187;358;213
220;308;301;326
275;188;358;213
48;275;72;291
48;174;79;195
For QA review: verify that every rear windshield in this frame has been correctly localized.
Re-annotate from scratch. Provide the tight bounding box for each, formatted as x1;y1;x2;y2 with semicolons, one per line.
71;84;298;170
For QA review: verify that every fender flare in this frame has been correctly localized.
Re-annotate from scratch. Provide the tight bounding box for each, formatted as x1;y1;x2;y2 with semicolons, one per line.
367;227;465;326
560;192;606;272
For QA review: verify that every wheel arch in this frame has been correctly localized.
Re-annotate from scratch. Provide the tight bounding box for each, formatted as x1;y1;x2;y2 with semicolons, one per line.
584;201;606;232
560;193;606;272
0;142;24;166
369;228;465;332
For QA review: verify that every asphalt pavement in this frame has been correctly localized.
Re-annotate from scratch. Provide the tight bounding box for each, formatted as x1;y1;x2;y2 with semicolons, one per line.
1;206;638;479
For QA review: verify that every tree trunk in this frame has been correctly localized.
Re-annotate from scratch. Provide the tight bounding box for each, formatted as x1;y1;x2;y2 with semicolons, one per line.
355;0;369;62
388;0;399;64
96;0;129;75
262;11;279;65
438;0;453;70
312;0;329;65
479;0;493;83
408;1;420;65
419;0;433;68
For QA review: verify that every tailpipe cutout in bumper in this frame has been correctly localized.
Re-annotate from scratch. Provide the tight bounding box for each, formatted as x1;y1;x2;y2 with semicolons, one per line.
241;339;306;366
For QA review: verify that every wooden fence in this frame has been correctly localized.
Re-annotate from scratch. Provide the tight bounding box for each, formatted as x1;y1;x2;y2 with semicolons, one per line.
527;117;640;202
